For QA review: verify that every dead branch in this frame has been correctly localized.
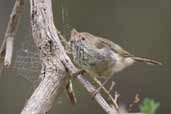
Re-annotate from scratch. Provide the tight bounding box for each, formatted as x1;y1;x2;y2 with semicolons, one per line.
0;0;142;114
20;0;120;114
0;0;24;67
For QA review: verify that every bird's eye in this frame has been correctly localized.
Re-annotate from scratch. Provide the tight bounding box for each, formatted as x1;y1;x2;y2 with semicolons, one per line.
82;37;85;40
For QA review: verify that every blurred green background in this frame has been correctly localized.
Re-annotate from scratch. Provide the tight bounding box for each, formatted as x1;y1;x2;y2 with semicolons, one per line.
0;0;170;114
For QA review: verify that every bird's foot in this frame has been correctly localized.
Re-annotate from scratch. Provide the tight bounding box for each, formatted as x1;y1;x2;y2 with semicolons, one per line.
71;69;85;79
90;87;102;99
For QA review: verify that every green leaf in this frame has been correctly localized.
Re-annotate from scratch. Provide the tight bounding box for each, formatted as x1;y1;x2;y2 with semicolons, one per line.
139;98;160;114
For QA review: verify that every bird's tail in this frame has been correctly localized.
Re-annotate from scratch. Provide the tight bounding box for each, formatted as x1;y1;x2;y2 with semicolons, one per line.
132;57;162;65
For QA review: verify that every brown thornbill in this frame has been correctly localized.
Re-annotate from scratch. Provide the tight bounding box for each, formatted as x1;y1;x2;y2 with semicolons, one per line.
69;29;162;108
70;29;162;79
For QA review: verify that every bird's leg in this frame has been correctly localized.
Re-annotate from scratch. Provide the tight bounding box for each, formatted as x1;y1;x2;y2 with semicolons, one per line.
91;76;119;110
92;76;111;96
71;69;85;78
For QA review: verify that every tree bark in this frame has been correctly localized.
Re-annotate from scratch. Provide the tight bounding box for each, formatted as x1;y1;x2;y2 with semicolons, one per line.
20;0;119;114
21;0;69;113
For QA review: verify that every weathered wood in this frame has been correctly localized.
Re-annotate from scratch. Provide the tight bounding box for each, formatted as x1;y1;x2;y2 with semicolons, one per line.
20;0;119;114
20;0;143;114
20;0;69;113
0;0;24;67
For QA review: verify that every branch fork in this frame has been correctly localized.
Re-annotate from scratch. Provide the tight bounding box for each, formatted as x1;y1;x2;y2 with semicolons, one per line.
0;0;143;114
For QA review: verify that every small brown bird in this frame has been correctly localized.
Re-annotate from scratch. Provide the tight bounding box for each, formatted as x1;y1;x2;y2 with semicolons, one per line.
69;29;162;108
70;29;162;79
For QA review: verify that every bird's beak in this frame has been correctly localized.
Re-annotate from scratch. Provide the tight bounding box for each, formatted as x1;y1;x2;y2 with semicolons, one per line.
70;28;79;41
71;28;78;36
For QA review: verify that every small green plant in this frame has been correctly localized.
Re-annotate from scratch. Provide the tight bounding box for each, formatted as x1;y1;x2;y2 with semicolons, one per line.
139;98;160;114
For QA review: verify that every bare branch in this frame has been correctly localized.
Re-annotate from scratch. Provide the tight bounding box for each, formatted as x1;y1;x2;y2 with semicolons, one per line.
20;0;68;113
19;0;144;114
77;75;118;114
0;57;4;77
19;0;119;114
21;59;67;114
0;0;24;67
4;36;14;66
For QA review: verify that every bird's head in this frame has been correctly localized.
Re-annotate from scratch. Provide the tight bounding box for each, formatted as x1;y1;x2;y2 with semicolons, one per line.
70;29;97;46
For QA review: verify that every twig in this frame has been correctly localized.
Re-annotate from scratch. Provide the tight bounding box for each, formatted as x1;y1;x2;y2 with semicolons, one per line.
0;0;24;67
108;81;115;93
0;57;4;77
66;79;77;104
77;75;118;114
4;36;14;67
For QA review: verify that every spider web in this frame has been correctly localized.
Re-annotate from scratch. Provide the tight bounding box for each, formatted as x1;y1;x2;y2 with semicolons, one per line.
12;34;41;87
9;0;71;88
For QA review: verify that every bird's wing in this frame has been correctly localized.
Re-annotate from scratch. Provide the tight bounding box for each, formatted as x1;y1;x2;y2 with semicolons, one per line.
94;36;162;65
95;37;134;57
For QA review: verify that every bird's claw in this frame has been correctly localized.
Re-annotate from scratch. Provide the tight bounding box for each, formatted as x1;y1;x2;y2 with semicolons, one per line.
90;89;100;99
